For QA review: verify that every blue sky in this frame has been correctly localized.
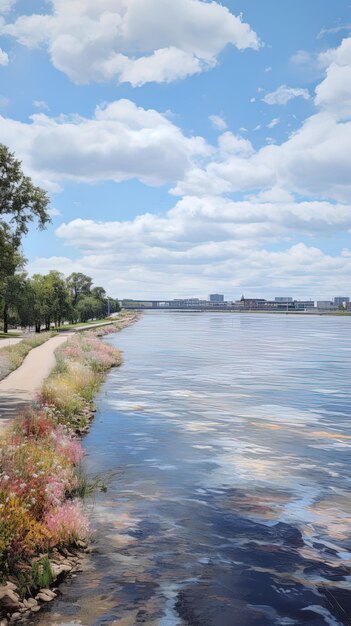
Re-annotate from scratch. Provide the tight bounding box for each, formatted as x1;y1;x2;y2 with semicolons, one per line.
0;0;351;300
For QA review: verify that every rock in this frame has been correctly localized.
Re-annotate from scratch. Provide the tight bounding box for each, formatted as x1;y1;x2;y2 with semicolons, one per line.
9;612;20;621
39;589;55;598
30;606;40;613
0;618;9;625
51;563;72;578
0;585;21;611
23;599;37;609
35;589;56;603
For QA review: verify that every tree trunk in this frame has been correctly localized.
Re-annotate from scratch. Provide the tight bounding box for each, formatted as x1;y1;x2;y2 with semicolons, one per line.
35;323;41;333
3;303;8;334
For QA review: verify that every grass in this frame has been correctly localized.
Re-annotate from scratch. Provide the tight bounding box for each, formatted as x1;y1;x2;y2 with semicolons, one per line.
41;331;121;431
0;332;20;339
59;318;113;330
0;332;57;382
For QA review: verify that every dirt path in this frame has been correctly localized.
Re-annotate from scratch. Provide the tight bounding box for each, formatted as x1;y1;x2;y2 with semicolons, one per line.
0;333;71;432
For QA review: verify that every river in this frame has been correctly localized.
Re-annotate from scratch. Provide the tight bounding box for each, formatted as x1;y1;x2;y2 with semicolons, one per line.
36;312;351;626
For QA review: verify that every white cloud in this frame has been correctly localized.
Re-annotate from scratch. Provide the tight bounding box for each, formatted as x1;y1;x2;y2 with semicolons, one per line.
174;38;351;203
263;85;310;105
209;115;227;131
55;196;351;261
28;243;351;300
1;0;260;86
0;48;9;65
218;132;253;157
175;113;351;202
266;118;280;128
0;99;209;188
33;100;49;111
315;38;351;119
317;24;351;40
10;35;351;298
0;0;16;13
41;196;351;298
48;207;61;217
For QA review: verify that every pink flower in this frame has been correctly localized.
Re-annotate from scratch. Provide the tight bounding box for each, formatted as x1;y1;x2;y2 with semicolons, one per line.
44;500;90;545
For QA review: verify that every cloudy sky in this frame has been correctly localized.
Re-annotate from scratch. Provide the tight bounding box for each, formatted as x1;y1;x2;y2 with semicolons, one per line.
1;0;351;300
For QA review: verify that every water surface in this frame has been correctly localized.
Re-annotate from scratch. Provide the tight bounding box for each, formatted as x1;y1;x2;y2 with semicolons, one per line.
37;313;351;626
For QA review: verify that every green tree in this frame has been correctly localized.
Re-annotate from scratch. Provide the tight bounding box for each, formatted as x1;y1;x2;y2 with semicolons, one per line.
44;271;72;328
76;296;103;323
0;145;50;332
0;144;50;242
67;273;93;307
0;225;25;332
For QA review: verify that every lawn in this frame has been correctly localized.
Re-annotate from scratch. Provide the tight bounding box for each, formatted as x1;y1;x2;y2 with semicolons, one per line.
0;331;21;339
59;319;113;330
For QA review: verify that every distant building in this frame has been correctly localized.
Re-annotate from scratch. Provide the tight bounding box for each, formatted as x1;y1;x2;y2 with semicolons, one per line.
171;298;208;308
209;294;224;303
317;301;337;310
334;297;350;307
294;300;315;310
238;296;271;310
275;297;293;303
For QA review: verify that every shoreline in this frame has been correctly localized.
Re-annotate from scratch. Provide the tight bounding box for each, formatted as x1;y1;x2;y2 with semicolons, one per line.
0;312;140;624
122;308;351;316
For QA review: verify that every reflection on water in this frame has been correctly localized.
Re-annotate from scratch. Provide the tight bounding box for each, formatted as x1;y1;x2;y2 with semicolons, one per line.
37;313;351;625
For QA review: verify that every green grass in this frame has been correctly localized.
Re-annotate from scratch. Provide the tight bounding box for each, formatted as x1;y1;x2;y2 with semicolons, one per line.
59;319;113;330
0;332;21;339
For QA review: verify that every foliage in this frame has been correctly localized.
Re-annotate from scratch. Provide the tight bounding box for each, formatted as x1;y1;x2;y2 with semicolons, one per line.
0;323;129;592
44;500;90;546
1;267;121;334
0;144;50;334
41;331;121;428
31;556;53;590
0;408;87;576
0;144;50;240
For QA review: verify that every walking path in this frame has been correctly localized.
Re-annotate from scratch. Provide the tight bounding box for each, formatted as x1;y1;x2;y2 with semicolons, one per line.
0;317;128;434
0;337;24;348
0;333;71;432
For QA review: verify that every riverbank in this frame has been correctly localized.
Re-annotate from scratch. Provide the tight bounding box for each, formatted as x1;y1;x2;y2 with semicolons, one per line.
0;312;139;624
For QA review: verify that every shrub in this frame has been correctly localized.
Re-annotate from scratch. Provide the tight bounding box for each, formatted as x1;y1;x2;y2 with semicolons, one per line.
44;500;90;546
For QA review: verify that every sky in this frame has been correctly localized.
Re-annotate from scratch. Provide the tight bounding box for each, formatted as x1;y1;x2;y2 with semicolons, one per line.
0;0;351;301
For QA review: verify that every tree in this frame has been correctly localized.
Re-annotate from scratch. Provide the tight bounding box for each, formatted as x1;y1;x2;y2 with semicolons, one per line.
76;296;103;323
0;224;25;332
44;271;72;328
67;273;93;306
0;145;51;332
0;144;50;242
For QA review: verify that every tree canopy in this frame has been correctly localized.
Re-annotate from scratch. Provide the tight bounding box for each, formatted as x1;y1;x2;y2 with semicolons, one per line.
0;144;50;241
